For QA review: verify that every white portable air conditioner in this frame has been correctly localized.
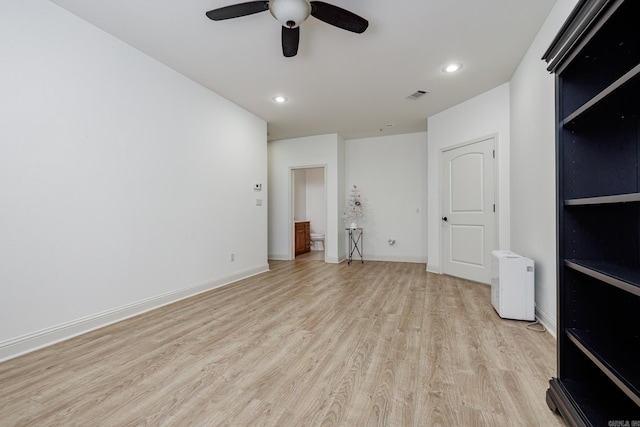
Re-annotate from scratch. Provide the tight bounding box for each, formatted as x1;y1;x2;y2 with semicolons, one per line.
491;250;535;321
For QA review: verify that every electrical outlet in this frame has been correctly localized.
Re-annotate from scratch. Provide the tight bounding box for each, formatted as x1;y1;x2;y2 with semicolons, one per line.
230;253;235;262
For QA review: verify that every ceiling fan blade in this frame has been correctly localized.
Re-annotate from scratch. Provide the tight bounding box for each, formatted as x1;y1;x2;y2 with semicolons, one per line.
206;1;269;21
282;26;300;57
310;1;368;34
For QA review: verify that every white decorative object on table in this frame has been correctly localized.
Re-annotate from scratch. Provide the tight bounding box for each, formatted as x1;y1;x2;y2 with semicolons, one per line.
344;185;364;228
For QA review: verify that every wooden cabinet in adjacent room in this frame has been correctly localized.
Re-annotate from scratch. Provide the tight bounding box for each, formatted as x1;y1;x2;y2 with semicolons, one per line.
295;221;310;256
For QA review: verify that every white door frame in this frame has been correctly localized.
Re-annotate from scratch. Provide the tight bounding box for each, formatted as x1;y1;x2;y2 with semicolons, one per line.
288;165;328;261
439;134;499;281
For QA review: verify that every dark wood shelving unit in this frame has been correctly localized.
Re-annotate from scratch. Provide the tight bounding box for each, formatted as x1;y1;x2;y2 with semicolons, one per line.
543;0;640;424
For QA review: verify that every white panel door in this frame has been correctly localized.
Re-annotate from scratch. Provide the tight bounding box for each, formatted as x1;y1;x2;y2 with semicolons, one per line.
442;137;495;284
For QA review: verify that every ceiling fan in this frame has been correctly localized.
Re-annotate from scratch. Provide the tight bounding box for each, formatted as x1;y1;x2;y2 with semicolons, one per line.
206;0;368;57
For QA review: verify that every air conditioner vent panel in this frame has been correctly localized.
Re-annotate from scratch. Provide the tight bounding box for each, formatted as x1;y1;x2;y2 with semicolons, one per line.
407;90;428;100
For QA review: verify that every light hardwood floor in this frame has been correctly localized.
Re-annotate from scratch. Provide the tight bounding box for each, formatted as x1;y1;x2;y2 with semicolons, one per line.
0;260;563;426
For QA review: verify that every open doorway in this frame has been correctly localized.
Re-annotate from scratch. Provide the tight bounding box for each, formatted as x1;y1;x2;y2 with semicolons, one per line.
291;166;326;261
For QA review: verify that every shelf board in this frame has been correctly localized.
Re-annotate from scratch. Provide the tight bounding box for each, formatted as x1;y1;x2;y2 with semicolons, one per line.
549;377;640;425
562;63;640;125
565;259;640;297
565;192;640;206
567;328;640;407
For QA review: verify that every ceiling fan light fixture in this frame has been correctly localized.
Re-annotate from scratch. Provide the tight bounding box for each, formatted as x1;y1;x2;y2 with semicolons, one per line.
269;0;311;28
206;0;368;57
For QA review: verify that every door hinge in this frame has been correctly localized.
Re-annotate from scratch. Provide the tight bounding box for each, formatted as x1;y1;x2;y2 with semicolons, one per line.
493;204;496;212
492;150;495;158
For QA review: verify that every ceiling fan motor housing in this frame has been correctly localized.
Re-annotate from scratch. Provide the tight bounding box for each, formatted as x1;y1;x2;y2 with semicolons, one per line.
269;0;311;28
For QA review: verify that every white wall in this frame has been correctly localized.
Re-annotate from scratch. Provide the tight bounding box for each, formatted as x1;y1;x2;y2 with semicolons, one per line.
510;0;579;336
427;83;511;274
337;135;347;261
306;168;326;236
268;134;344;262
293;169;307;221
345;133;428;263
0;0;268;361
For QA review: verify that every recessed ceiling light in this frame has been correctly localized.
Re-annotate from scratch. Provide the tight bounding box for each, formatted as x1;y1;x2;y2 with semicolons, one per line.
273;95;288;103
443;63;463;73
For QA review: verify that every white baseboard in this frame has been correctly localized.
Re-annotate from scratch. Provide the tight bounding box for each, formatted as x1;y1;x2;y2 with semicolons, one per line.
535;306;557;338
0;264;270;362
359;255;427;264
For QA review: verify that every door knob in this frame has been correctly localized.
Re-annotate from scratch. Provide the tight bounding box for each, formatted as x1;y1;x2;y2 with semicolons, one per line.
442;216;448;222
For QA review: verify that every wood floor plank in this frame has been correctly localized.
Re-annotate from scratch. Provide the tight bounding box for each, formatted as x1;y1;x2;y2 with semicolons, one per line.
0;260;563;426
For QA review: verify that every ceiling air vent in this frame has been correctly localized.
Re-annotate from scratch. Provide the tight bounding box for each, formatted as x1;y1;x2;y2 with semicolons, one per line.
406;90;428;100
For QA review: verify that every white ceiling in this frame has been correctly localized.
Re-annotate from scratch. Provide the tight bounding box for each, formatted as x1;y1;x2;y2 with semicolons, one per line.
49;0;557;141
